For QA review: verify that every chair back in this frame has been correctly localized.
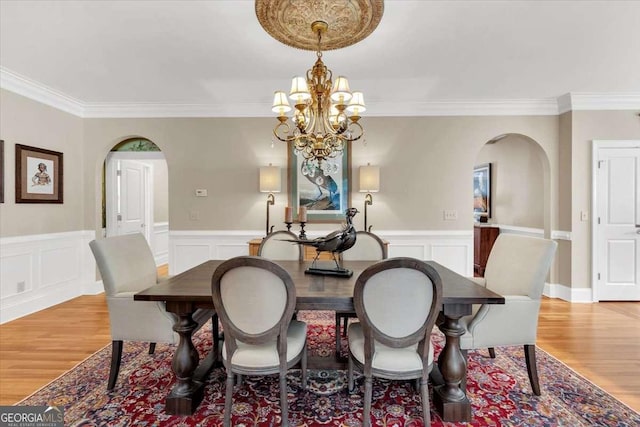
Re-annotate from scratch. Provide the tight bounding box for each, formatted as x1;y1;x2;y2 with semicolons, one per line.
484;234;557;299
89;233;157;296
257;230;303;261
354;258;442;352
212;256;297;355
341;231;387;261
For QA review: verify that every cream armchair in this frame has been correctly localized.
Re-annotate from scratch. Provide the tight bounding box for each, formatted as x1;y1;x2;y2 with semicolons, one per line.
90;233;217;390
460;233;557;395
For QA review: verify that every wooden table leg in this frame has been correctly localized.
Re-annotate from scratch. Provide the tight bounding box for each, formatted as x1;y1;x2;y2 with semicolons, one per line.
164;310;203;415
432;306;472;422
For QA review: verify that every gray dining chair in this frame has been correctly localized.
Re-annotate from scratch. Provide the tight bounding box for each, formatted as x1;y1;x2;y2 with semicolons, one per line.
460;233;557;395
347;257;443;427
336;231;387;355
89;233;218;390
211;256;307;427
257;230;303;261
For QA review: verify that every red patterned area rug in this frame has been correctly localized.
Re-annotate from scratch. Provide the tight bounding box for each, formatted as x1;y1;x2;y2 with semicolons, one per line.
18;311;639;426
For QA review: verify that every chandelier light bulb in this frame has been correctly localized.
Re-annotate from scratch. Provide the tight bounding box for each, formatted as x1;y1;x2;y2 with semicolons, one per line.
346;91;366;116
289;77;311;102
330;76;352;103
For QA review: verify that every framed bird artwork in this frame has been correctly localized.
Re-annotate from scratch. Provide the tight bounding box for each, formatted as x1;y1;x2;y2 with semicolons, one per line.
287;142;351;223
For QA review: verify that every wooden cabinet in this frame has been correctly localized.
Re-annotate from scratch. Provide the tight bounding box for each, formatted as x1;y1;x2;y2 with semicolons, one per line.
473;225;499;277
248;238;334;260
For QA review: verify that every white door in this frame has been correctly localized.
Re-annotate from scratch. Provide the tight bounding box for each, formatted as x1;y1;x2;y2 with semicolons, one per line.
119;160;148;236
595;145;640;300
106;156;152;242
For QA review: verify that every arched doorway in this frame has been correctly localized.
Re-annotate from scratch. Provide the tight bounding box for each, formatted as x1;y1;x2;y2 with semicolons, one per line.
472;133;551;275
102;138;169;265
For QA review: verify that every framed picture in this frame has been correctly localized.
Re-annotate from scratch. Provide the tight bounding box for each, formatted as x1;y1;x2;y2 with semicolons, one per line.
15;144;64;204
288;143;351;223
0;140;4;203
473;163;491;219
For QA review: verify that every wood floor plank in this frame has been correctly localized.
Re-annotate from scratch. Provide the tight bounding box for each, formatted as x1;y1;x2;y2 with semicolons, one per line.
1;285;638;412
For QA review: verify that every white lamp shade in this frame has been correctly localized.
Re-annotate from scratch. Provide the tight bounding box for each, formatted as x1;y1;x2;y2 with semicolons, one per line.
271;91;291;114
359;164;380;193
346;91;366;114
289;76;311;102
260;165;281;193
330;76;352;103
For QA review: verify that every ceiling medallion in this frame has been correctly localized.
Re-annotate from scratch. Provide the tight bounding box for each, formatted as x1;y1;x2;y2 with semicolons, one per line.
255;0;384;51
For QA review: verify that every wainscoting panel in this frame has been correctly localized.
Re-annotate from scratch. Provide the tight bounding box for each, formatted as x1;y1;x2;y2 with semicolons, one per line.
153;222;169;266
0;231;96;324
169;230;474;277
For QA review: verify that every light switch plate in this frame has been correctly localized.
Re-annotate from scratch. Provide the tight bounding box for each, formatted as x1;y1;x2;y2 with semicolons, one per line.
443;209;458;221
195;189;208;197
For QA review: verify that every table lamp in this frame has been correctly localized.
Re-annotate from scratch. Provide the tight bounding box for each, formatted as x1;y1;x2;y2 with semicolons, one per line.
359;163;380;231
260;164;281;236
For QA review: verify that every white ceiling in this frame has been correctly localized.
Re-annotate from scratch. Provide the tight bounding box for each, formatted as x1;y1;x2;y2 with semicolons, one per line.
1;0;639;117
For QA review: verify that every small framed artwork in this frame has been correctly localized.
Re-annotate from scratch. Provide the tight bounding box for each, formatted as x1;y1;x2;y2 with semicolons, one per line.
473;163;491;220
288;143;351;223
0;140;4;203
15;144;64;204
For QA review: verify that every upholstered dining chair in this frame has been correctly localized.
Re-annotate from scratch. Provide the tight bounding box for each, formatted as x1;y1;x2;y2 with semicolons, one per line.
347;257;443;427
257;230;303;261
211;256;307;427
89;233;217;391
336;231;387;355
459;233;557;395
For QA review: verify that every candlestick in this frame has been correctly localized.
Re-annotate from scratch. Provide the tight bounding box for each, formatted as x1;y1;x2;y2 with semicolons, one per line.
285;206;293;223
285;221;292;231
298;206;307;223
299;221;307;240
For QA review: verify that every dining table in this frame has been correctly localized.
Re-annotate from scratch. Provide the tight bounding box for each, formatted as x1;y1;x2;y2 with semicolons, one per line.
134;258;504;422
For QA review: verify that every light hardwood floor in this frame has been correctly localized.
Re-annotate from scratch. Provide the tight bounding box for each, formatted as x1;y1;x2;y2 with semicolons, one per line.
1;286;638;411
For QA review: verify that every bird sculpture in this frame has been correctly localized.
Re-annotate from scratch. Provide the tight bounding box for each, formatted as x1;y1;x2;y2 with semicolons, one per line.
282;208;359;275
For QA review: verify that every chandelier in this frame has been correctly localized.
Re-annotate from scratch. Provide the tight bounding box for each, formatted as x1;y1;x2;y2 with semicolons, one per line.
270;20;366;164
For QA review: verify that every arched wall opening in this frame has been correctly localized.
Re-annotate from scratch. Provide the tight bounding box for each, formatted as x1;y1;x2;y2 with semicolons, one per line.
474;133;552;239
99;137;169;266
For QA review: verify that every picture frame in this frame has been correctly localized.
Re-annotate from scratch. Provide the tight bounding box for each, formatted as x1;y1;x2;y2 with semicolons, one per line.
0;140;4;203
288;143;351;223
15;144;64;204
473;163;491;220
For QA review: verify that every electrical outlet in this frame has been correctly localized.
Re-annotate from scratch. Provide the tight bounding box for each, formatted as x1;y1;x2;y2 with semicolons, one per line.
17;281;26;293
189;210;200;221
580;211;589;221
443;209;458;221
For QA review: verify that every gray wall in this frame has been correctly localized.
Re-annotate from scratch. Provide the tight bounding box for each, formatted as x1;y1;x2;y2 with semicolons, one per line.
150;158;168;223
82;115;560;235
0;89;84;237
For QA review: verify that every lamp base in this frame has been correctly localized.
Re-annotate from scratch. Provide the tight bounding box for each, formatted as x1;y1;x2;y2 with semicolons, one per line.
304;267;353;278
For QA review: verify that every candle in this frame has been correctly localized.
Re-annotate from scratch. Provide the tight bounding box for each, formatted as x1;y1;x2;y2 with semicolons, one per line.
298;206;307;223
285;206;293;223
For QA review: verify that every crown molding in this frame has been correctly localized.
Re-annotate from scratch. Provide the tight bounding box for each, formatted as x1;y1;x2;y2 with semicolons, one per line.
3;67;639;118
81;102;270;118
558;92;640;114
365;99;560;116
0;67;84;117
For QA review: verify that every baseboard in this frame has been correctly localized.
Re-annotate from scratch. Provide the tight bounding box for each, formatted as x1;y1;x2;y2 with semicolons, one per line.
544;282;593;303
